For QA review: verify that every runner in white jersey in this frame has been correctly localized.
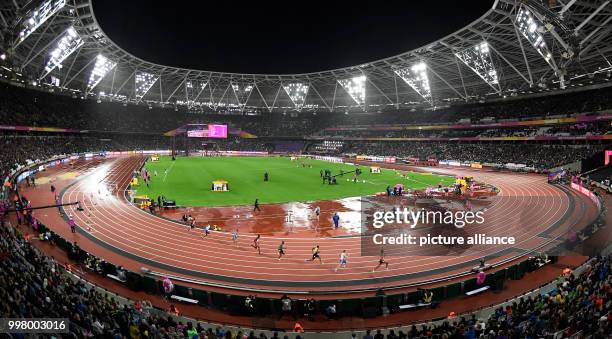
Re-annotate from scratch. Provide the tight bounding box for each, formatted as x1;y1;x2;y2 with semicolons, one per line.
202;224;211;239
231;229;239;247
334;250;348;272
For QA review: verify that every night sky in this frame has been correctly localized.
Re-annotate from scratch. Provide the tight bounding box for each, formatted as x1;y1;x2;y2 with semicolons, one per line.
93;1;493;74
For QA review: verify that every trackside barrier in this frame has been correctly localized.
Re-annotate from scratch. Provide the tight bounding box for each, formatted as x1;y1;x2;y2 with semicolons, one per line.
571;182;602;209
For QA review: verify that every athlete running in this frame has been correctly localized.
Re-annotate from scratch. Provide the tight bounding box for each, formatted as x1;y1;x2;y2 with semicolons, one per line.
231;229;239;247
334;250;348;272
201;224;211;238
306;245;323;264
252;234;261;254
372;249;389;272
277;241;286;261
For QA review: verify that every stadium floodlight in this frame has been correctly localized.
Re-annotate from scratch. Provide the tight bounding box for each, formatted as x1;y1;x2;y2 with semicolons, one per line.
283;83;309;110
394;62;432;105
338;75;366;106
50;75;60;87
14;0;66;47
231;83;253;105
40;26;83;79
135;71;158;101
516;6;557;70
185;80;208;108
86;54;117;93
455;42;500;91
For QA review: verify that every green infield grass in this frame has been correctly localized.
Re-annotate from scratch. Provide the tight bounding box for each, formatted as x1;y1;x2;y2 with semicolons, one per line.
135;156;454;207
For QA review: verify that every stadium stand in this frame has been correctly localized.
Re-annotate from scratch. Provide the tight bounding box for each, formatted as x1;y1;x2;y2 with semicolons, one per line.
1;83;610;178
0;219;299;338
339;142;609;171
2;83;612;137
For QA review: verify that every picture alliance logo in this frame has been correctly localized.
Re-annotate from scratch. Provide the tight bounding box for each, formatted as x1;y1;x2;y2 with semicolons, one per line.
371;207;486;229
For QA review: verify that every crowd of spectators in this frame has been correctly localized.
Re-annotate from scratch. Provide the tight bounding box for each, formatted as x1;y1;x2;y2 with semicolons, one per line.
0;135;94;181
2;83;612;137
0;218;312;338
0;83;321;137
319;121;612;139
368;255;611;338
337;142;608;170
0;81;609;174
547;122;612;136
326;85;612;127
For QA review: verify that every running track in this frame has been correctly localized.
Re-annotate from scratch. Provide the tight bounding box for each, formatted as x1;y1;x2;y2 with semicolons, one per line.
23;155;599;295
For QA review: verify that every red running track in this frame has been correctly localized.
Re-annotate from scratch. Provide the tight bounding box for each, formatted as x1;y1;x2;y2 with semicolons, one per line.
23;155;599;296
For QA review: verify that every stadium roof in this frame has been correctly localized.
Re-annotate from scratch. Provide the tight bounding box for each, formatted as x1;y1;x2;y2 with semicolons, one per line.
1;0;611;113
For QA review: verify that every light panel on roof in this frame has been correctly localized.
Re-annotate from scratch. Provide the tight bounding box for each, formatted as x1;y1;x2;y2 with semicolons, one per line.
87;54;116;92
40;26;83;79
231;83;253;106
185;80;208;108
15;0;66;47
455;42;499;90
135;72;158;101
50;76;60;87
516;6;555;69
283;83;309;110
338;75;366;106
394;62;432;105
